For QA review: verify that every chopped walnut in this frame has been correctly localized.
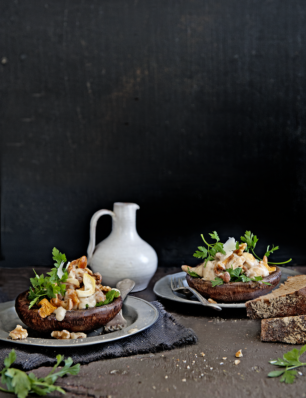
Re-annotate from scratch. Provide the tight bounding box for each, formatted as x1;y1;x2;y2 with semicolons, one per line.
235;349;243;358
93;272;102;284
100;285;112;293
51;330;71;339
70;332;87;339
208;298;217;304
9;325;28;340
51;330;87;340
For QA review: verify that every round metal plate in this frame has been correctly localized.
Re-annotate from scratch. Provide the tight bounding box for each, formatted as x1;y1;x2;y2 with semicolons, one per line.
0;296;159;347
153;267;300;309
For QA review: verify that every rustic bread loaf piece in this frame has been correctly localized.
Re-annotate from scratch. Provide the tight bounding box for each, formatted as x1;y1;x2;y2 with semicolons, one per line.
245;275;306;319
261;315;306;344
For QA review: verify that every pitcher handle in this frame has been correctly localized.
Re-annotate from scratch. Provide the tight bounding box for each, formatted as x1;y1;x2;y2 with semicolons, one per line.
87;209;115;264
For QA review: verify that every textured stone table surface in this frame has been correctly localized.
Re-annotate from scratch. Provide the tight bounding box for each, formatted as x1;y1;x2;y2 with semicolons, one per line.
0;266;305;398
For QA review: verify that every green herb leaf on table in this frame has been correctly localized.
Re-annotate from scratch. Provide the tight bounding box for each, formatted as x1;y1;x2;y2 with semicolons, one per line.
186;267;201;278
96;290;120;307
268;345;306;383
0;349;80;398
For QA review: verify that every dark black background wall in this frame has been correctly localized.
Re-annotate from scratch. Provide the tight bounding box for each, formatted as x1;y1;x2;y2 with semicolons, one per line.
1;0;306;268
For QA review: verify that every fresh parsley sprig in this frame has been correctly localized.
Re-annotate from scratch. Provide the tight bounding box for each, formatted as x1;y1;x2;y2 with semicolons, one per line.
268;345;306;383
240;231;292;265
211;277;224;287
28;248;69;309
193;232;225;267
211;266;272;287
0;350;80;398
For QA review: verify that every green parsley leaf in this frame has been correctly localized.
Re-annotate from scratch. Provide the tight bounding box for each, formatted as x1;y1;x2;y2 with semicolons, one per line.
209;231;220;242
96;290;120;307
268;370;286;378
283;348;301;365
28;248;68;307
0;350;80;398
211;277;224;287
265;244;279;258
241;231;258;252
240;275;252;283
5;369;31;398
193;246;208;259
86;304;89;309
52;247;67;268
4;350;16;369
268;344;306;383
280;370;298;384
186;267;201;278
193;232;225;267
235;241;240;250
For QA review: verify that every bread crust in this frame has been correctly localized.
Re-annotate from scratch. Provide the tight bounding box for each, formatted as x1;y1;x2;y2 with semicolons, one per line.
261;315;306;344
246;275;306;319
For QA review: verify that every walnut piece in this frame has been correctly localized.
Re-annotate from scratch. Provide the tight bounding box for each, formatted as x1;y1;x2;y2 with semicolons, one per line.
51;330;71;339
235;349;243;358
70;332;87;339
100;285;112;293
51;330;87;340
9;325;28;340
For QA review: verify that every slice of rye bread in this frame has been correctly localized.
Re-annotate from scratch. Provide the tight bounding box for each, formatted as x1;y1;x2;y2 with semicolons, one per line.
261;315;306;344
245;275;306;319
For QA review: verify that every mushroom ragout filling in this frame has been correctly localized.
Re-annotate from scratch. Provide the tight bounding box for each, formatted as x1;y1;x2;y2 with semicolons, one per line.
182;231;291;287
28;248;120;321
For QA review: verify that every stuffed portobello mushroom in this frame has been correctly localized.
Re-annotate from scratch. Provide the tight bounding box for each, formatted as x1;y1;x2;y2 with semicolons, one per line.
15;248;122;336
182;231;290;303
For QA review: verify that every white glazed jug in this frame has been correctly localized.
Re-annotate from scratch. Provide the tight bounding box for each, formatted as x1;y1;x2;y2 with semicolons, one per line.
87;202;158;292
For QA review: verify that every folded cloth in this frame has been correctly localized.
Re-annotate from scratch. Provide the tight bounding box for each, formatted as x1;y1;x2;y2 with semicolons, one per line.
0;301;197;371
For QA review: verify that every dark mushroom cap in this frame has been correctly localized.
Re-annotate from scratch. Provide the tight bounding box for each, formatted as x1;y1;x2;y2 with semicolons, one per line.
186;267;281;302
15;290;123;333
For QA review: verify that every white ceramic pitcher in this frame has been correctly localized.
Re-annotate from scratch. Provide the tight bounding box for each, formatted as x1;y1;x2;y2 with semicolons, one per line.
87;202;158;292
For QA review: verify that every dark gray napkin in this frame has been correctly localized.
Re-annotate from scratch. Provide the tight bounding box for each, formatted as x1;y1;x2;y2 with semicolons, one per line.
0;301;197;371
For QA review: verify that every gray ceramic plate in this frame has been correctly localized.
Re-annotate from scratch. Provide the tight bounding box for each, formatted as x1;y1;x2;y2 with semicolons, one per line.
153;267;300;309
0;296;158;347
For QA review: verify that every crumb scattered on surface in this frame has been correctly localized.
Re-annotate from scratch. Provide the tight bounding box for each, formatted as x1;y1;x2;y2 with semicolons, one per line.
235;360;241;365
235;349;243;358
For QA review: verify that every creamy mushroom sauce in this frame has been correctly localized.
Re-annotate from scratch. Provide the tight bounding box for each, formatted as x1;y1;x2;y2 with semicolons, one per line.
183;238;272;282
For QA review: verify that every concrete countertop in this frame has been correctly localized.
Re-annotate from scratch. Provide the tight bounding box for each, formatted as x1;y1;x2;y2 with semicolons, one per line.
0;266;305;398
